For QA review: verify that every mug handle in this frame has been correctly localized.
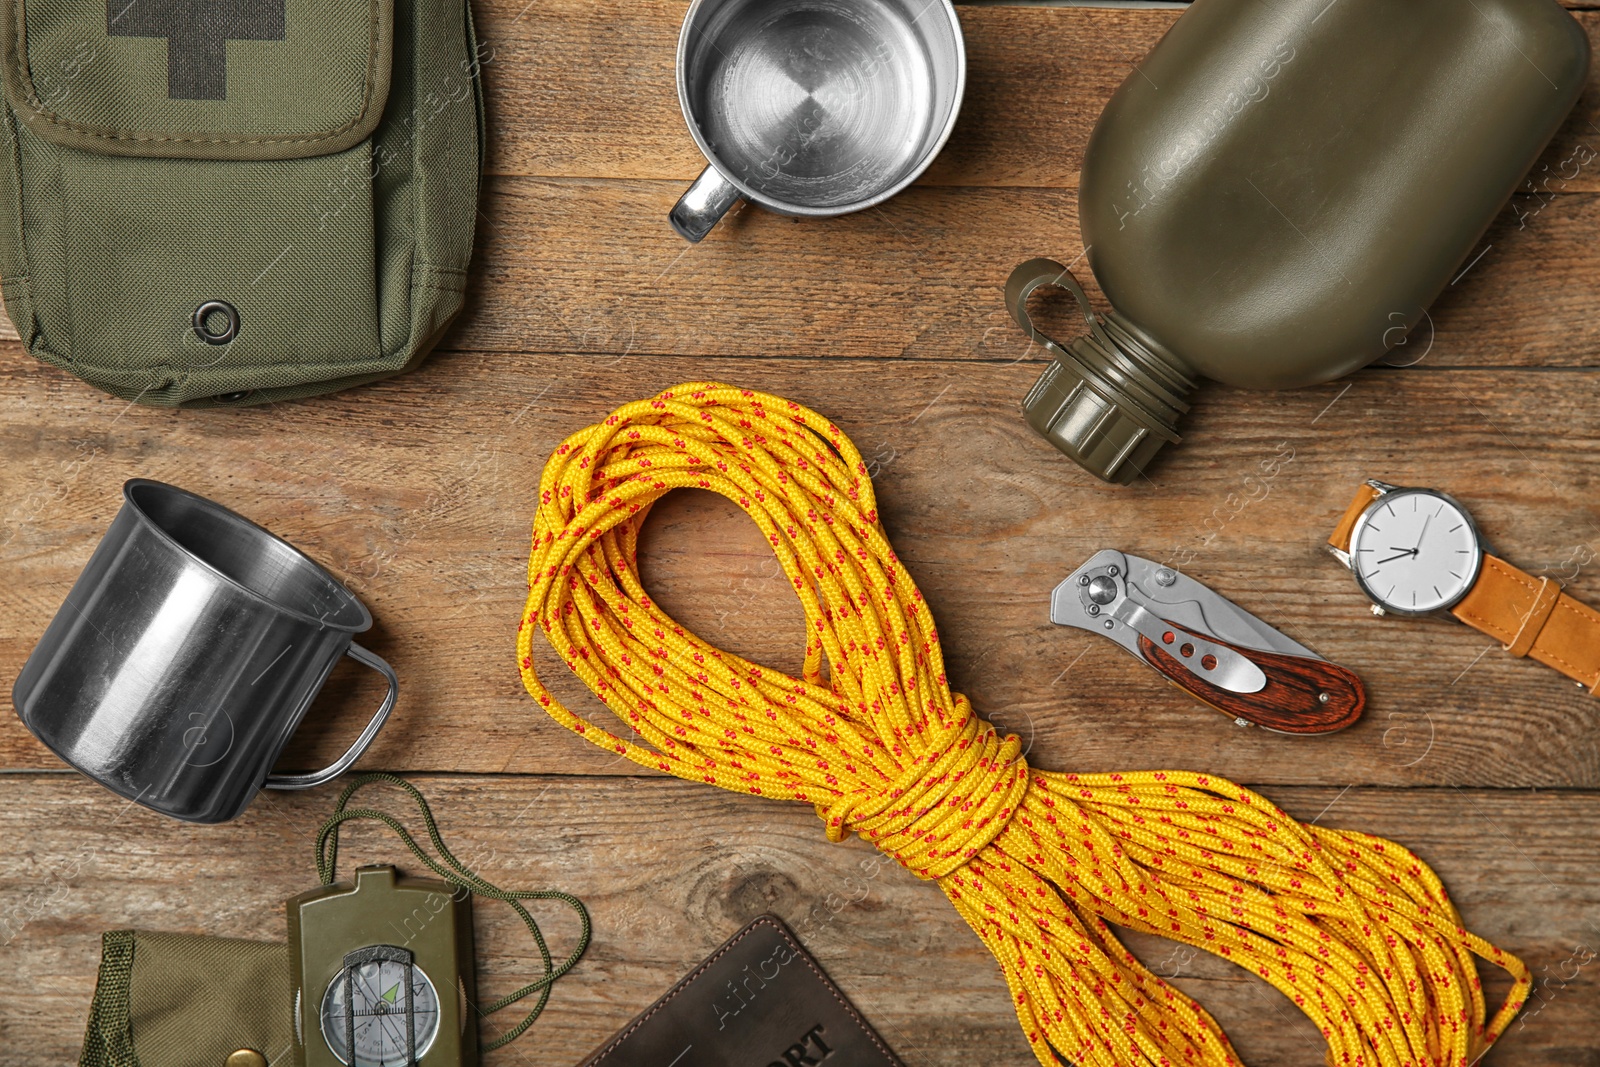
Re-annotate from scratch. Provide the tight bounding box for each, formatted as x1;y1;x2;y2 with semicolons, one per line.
670;165;742;243
265;642;399;791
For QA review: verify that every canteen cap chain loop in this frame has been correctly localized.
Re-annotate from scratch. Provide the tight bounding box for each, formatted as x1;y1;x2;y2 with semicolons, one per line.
517;383;1531;1067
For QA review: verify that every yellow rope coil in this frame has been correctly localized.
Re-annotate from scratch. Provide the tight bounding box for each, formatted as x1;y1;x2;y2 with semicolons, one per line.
516;383;1528;1067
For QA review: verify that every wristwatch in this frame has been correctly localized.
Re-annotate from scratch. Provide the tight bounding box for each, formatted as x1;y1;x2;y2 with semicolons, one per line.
1326;480;1600;695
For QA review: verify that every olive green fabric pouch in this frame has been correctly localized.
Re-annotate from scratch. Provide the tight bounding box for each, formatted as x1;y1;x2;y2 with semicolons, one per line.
0;0;483;405
79;930;291;1067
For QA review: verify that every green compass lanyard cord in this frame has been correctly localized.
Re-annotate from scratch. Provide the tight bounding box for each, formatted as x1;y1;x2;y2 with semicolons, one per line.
314;773;591;1051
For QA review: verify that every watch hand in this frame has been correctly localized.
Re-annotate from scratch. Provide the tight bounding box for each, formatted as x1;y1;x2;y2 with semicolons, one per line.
1411;513;1432;552
1376;551;1414;565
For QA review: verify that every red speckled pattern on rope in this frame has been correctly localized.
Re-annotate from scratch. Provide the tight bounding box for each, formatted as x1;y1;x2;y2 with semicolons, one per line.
516;383;1530;1067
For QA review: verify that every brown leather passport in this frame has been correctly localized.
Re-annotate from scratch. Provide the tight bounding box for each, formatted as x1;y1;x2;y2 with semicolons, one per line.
580;915;904;1067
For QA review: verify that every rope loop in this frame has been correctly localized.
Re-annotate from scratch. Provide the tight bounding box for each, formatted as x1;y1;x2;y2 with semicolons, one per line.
821;697;1030;880
517;383;1531;1067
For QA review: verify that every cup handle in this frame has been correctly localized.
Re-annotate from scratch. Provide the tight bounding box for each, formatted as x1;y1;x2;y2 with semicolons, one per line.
670;165;742;243
265;642;399;791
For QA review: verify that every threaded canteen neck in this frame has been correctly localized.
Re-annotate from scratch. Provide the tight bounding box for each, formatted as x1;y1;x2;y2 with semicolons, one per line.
1007;258;1195;485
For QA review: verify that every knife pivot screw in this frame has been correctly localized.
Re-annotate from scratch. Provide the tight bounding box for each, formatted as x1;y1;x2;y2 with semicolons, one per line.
1107;565;1121;578
1086;604;1101;617
1155;568;1178;587
1103;621;1115;631
1078;575;1091;587
1087;575;1119;606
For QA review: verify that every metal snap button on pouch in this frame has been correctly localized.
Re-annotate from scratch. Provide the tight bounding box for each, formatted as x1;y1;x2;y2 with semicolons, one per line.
193;299;241;345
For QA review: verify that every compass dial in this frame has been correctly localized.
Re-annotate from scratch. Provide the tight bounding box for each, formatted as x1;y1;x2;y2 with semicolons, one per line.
1351;489;1483;616
319;950;441;1066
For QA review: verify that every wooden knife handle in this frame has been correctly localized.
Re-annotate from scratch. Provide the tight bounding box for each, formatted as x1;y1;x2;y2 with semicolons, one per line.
1137;619;1366;734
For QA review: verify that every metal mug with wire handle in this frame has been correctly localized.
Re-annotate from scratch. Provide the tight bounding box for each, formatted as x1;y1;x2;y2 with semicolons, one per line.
12;479;398;823
669;0;966;243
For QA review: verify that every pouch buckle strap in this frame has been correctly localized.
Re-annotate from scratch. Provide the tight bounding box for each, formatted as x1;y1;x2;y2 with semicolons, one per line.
1505;577;1562;658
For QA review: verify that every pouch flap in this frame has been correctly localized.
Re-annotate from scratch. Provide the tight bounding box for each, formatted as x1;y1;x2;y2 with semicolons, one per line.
79;930;292;1067
2;0;391;159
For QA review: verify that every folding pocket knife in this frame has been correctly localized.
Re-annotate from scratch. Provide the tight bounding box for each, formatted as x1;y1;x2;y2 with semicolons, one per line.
1052;550;1366;734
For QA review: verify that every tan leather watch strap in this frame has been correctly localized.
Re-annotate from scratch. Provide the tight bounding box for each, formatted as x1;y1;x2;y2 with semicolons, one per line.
1450;556;1600;693
1329;481;1600;694
1328;483;1381;553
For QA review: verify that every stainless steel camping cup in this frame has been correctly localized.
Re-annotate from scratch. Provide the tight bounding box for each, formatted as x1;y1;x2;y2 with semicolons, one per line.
12;479;397;823
669;0;967;242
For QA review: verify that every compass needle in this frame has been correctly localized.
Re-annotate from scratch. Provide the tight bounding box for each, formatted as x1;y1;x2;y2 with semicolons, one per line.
318;945;441;1066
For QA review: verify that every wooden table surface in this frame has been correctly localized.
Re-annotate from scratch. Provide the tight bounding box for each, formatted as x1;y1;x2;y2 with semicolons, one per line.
4;1;1599;1064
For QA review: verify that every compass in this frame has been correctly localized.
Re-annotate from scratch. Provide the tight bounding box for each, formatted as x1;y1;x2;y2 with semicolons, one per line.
289;865;478;1067
320;945;442;1066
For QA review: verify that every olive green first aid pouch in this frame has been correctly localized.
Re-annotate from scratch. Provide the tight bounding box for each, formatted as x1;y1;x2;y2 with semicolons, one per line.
79;931;291;1067
0;0;483;405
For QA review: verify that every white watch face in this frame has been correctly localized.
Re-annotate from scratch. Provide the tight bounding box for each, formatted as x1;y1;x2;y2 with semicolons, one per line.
1350;489;1483;615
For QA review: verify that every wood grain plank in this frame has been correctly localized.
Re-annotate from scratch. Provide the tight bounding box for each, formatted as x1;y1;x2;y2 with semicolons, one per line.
5;175;1598;364
0;775;1593;1067
476;1;1158;188
4;352;1599;789
477;1;1600;196
1;12;1595;1067
444;176;1600;367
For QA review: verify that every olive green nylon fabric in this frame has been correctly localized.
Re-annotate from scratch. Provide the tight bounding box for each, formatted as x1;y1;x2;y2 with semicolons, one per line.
79;930;136;1067
6;0;389;156
0;0;481;406
79;930;292;1067
74;778;587;1066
